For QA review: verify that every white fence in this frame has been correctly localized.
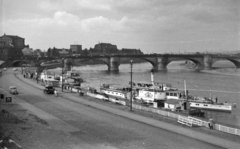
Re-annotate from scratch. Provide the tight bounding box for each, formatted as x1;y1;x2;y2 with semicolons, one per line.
132;103;240;136
178;116;193;127
188;116;203;126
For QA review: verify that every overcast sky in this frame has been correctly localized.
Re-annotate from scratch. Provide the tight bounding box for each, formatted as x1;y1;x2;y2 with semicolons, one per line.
0;0;239;53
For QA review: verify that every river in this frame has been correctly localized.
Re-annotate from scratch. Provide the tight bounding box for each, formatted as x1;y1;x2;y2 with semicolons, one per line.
50;60;240;128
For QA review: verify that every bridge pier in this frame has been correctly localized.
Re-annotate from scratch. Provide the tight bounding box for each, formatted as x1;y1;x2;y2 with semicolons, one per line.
204;55;212;70
108;57;120;71
156;57;167;71
155;63;167;71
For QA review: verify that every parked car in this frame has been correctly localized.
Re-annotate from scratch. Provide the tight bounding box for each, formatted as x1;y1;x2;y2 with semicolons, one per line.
43;86;55;94
9;86;18;94
13;68;18;71
4;68;6;71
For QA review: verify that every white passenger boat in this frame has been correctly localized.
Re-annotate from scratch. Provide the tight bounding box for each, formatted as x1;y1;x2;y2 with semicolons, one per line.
134;87;166;103
100;84;131;99
187;95;236;112
189;102;232;112
131;81;174;91
133;70;183;103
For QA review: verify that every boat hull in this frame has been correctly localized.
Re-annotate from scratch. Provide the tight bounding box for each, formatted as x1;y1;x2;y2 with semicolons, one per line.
190;102;232;112
100;88;127;99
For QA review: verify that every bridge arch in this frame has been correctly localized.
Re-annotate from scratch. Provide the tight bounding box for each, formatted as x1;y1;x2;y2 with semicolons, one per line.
140;58;158;70
73;58;109;69
212;59;240;68
12;60;30;67
165;57;204;70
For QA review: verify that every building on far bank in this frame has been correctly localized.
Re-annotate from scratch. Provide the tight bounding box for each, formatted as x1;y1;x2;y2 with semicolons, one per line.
91;42;119;56
0;34;25;60
120;48;143;55
70;44;82;56
47;47;71;58
22;47;38;58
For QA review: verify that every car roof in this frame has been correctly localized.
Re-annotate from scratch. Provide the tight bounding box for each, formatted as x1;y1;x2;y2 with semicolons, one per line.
9;86;16;88
45;86;54;88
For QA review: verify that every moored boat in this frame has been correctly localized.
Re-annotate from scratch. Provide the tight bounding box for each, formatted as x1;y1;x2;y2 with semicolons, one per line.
133;70;182;103
187;95;236;112
189;102;232;112
100;83;131;99
134;87;166;103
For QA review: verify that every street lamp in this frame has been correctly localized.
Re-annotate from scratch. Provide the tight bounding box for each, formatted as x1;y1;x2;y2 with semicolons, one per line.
36;58;39;84
62;58;64;92
21;57;23;74
130;60;133;111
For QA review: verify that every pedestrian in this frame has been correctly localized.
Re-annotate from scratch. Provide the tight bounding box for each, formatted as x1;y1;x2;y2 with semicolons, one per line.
54;90;58;97
215;97;218;103
208;117;214;129
79;90;84;96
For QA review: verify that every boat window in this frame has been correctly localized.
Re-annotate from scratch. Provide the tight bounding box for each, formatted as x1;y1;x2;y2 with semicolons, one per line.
166;92;169;95
170;93;173;96
174;93;177;96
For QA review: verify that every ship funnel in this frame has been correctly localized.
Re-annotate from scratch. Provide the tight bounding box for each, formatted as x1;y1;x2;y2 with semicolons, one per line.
151;69;154;85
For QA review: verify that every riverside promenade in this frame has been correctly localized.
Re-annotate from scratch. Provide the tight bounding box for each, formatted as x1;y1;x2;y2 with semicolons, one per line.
12;73;240;149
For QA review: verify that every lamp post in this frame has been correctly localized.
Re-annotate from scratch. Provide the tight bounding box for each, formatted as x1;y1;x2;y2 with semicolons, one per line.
62;58;64;92
130;60;133;111
210;88;212;99
21;57;23;74
36;58;39;84
36;65;40;84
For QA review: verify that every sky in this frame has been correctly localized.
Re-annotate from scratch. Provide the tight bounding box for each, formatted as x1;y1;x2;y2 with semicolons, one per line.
0;0;239;54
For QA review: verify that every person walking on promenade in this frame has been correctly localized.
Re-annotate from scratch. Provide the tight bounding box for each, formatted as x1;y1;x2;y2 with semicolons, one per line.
208;117;214;129
79;89;84;96
54;90;58;97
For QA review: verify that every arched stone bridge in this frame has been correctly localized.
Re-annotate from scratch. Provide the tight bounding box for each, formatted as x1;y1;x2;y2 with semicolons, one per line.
9;54;240;72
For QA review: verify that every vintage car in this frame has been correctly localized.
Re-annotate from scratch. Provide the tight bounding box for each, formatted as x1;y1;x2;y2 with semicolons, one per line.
43;86;55;94
9;86;18;94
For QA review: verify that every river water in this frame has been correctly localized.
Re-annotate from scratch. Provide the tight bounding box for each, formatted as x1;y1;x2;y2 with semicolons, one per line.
51;60;240;128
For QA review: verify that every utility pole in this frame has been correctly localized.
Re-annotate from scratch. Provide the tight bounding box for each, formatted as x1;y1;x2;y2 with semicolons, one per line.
36;58;39;84
62;58;64;92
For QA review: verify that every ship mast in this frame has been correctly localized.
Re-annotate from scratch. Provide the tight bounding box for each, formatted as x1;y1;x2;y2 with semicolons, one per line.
151;69;154;85
184;80;187;96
